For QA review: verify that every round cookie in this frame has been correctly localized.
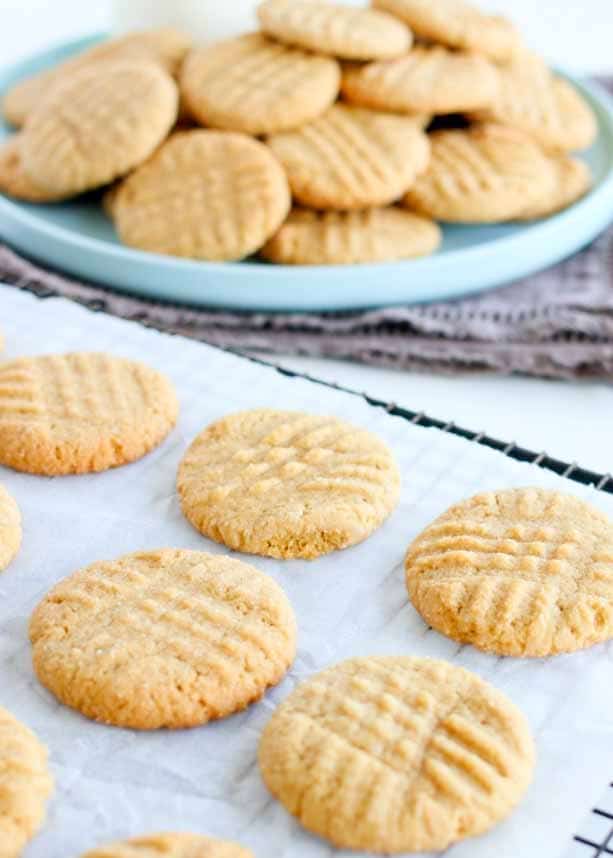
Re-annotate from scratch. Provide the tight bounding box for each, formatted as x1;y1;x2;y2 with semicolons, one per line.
80;833;253;858
372;0;521;63
258;0;412;61
177;409;401;559
109;130;290;261
404;123;557;223
518;155;591;220
0;705;53;858
180;33;340;135
0;136;68;203
268;104;430;210
0;352;178;475
30;549;297;729
406;488;613;657
2;28;191;128
259;656;535;852
472;61;598;153
0;484;21;571
261;207;441;265
21;61;178;197
341;46;498;116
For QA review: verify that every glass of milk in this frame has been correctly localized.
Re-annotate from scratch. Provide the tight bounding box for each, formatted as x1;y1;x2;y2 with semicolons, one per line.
112;0;260;45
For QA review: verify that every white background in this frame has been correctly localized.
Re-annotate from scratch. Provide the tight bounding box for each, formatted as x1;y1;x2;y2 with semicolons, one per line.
1;0;613;472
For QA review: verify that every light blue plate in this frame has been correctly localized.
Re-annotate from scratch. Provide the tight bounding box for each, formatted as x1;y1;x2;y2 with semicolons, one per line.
1;35;613;312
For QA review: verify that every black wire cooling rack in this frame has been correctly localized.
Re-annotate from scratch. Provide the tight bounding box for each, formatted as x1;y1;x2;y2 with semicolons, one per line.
573;784;613;856
2;273;613;856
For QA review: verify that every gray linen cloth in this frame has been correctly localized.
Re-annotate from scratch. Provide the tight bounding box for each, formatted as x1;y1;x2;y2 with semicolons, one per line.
2;228;612;379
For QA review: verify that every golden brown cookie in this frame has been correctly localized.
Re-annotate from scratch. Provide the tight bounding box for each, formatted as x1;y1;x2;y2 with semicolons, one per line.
0;705;53;858
0;484;21;571
259;656;535;852
0;352;178;475
0;135;68;203
177;409;401;559
406;488;613;657
471;61;598;153
180;33;340;135
109;130;290;261
258;0;412;61
341;46;498;115
21;61;178;197
518;155;591;220
372;0;521;62
261;207;441;264
268;104;430;210
2;28;191;128
404;123;557;223
30;549;297;729
80;833;253;858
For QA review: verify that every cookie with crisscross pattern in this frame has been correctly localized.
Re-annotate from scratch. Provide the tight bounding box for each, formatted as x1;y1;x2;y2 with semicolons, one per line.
0;705;53;858
177;409;401;559
30;549;297;729
0;135;68;202
180;33;340;135
406;488;613;656
0;352;178;475
268;104;430;210
108;129;290;260
404;123;557;223
341;45;498;115
372;0;521;62
259;656;534;852
21;61;178;197
261;207;441;264
258;0;412;60
2;28;190;128
0;484;21;571
518;155;591;220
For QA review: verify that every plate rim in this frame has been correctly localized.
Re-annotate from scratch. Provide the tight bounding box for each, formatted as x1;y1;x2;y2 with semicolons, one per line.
1;34;613;308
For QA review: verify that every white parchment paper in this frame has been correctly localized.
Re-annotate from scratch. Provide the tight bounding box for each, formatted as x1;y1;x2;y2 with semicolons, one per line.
1;287;612;858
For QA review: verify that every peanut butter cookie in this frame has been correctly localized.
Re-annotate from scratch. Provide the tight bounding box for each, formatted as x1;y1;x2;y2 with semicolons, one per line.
259;656;534;852
406;488;613;656
30;549;297;729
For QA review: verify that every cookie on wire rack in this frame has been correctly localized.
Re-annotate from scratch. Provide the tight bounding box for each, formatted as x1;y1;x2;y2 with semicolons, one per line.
259;656;535;852
177;408;401;559
0;484;21;572
30;549;297;729
80;834;254;858
405;488;613;657
0;705;53;858
0;352;178;475
258;0;412;60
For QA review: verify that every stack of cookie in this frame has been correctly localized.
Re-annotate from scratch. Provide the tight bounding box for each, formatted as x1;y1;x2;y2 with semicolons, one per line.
0;0;598;267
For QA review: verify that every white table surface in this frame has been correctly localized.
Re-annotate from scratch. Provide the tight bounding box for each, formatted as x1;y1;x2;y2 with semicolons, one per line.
1;1;612;475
